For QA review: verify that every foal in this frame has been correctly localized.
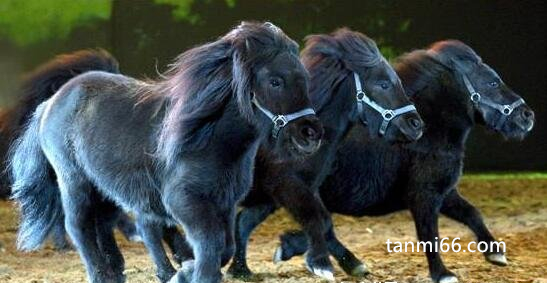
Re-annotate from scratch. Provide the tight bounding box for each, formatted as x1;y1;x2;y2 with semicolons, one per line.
274;40;535;283
0;49;140;247
11;22;322;283
227;28;424;280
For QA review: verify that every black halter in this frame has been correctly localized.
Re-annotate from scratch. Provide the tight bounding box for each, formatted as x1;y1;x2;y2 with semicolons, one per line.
461;75;525;130
353;72;417;136
252;96;316;138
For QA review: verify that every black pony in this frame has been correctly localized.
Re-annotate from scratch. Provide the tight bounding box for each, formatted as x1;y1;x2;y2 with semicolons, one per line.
225;29;424;280
0;50;140;247
10;22;322;283
274;40;535;283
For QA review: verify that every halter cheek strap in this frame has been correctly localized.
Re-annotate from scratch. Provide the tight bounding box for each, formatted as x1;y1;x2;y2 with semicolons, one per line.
252;96;316;138
462;75;525;130
354;72;417;136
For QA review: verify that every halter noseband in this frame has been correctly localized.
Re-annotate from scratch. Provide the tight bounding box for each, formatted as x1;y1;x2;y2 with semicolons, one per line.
354;72;417;136
462;75;525;130
252;96;316;138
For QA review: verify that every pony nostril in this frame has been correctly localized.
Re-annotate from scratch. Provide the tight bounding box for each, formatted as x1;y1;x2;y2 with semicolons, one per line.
301;126;319;141
409;118;422;130
522;109;534;119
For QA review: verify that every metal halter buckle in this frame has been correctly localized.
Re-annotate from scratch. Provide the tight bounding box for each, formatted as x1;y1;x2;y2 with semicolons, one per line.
272;115;288;127
502;105;513;116
356;91;366;101
382;110;395;121
470;92;481;103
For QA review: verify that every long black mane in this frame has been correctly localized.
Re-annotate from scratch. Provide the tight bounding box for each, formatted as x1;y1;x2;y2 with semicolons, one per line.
393;40;483;97
301;28;382;112
143;22;299;165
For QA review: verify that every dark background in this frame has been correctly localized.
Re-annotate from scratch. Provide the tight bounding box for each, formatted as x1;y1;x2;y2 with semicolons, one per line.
0;0;545;171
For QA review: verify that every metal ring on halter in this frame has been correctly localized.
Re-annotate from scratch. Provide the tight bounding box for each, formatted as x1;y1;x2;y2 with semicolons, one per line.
356;91;366;101
502;105;513;116
470;92;481;102
382;110;395;121
251;95;316;138
272;115;289;127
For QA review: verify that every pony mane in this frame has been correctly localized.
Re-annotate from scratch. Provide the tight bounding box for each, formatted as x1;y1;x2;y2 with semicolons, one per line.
394;40;482;97
428;40;482;66
152;21;299;165
393;50;449;97
301;28;383;112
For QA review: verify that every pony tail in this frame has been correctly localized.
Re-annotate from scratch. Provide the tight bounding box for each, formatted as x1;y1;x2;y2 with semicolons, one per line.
9;103;63;251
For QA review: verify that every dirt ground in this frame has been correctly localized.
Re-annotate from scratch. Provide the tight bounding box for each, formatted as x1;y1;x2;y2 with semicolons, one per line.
0;177;546;283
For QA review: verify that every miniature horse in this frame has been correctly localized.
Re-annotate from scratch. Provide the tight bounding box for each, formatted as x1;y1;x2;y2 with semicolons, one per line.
226;29;424;280
274;40;535;283
11;22;322;283
0;49;140;247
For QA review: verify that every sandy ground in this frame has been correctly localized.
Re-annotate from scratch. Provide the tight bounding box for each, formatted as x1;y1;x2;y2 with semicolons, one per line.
0;178;546;283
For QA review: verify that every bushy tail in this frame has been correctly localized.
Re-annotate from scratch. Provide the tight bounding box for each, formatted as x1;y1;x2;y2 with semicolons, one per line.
10;103;61;251
1;49;119;199
9;49;120;250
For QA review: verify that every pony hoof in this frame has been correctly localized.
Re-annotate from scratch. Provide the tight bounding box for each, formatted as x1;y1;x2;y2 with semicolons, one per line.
313;268;335;281
167;260;194;283
129;235;143;242
351;263;369;277
227;263;253;279
273;246;283;264
181;259;195;273
487;253;508;266
439;275;459;283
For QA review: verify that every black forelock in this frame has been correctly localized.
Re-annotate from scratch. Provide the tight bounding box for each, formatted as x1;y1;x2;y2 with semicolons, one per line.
428;40;482;69
301;28;383;111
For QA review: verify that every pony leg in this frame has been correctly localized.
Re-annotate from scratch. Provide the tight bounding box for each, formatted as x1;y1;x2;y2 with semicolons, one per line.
409;187;457;283
167;199;227;283
137;218;177;283
274;228;368;277
60;177;122;283
274;188;335;280
50;213;72;251
116;212;141;242
227;203;276;278
325;228;368;276
274;230;308;261
440;189;507;266
95;199;126;280
221;207;236;267
163;226;193;265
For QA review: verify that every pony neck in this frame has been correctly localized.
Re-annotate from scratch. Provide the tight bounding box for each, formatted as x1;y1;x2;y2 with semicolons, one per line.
315;73;359;143
410;77;474;152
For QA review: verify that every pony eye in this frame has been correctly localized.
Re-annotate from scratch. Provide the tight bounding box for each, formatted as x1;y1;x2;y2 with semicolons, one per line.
378;81;389;90
489;81;499;88
270;78;282;88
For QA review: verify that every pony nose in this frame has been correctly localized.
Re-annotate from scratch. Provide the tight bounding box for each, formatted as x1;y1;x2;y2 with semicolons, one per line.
408;117;423;131
301;124;321;141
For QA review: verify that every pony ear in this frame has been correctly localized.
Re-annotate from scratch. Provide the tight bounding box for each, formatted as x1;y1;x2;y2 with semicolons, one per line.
263;22;282;33
232;49;254;123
